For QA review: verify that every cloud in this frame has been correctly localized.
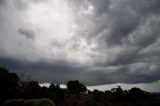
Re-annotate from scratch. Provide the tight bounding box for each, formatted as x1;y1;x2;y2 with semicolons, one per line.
1;57;159;85
0;0;5;6
17;28;35;40
0;0;160;85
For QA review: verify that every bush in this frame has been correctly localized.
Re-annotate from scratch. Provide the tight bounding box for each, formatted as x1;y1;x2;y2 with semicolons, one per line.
36;98;56;106
3;98;55;106
2;99;25;106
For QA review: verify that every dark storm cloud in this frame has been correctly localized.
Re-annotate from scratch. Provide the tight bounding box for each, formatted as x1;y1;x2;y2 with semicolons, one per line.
1;57;159;85
130;0;160;15
1;0;160;85
0;57;81;83
0;57;94;84
68;0;160;84
74;0;160;46
110;0;160;46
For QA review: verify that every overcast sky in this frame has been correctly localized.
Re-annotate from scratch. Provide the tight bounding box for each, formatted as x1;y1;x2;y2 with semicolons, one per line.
0;0;160;86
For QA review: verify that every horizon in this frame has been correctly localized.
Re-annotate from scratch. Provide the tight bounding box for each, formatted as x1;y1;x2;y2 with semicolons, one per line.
39;80;160;92
0;0;160;92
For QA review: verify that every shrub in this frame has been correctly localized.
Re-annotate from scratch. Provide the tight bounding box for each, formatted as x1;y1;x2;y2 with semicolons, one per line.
37;98;56;106
3;98;55;106
2;99;25;106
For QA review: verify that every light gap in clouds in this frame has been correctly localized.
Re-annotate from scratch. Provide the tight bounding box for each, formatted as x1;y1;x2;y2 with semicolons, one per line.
23;0;98;64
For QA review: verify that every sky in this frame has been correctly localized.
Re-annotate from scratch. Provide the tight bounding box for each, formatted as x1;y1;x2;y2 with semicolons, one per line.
0;0;160;90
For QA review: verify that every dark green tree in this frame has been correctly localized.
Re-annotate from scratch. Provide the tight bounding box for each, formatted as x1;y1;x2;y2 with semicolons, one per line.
0;67;20;103
48;84;64;105
20;81;42;99
67;80;87;94
129;87;145;101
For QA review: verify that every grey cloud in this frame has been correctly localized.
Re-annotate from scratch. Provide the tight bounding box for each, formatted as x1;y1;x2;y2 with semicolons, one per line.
136;40;160;63
50;40;65;48
81;63;160;85
105;0;160;46
0;56;159;85
83;0;160;84
130;16;160;48
1;0;160;85
0;57;93;84
80;0;160;65
109;47;139;66
0;0;5;6
90;0;111;15
77;0;160;46
18;28;35;40
68;0;89;9
31;0;48;3
130;0;160;15
106;10;140;45
0;0;27;10
12;0;28;10
0;0;46;10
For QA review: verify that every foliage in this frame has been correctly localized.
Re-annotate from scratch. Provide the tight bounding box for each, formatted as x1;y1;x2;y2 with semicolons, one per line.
20;81;42;99
2;98;55;106
2;99;25;106
0;67;20;103
67;80;87;93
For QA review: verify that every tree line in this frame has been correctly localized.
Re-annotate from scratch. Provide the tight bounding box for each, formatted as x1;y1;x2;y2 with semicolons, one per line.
0;67;160;106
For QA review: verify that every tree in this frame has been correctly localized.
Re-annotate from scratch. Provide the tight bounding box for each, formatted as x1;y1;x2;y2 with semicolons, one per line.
129;87;145;100
0;67;20;103
49;84;64;104
67;80;87;94
49;84;60;92
20;81;42;99
129;87;144;95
